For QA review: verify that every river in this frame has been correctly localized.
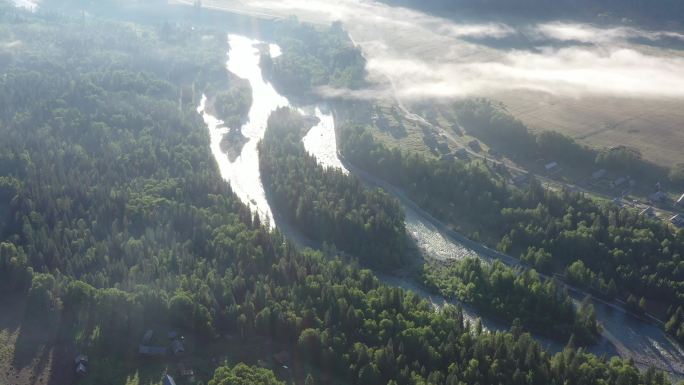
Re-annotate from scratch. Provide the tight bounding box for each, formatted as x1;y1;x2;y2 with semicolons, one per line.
199;33;684;381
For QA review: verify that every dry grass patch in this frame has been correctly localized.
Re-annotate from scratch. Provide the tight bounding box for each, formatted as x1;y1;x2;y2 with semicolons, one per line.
494;90;684;168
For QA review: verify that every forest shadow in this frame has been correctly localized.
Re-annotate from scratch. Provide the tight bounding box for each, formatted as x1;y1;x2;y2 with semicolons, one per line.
8;299;48;372
0;295;54;385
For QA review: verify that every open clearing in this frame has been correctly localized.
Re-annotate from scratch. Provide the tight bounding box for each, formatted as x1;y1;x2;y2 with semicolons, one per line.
0;297;66;385
493;90;684;168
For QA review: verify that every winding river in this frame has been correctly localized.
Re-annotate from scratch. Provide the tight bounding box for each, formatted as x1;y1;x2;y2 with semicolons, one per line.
199;34;684;381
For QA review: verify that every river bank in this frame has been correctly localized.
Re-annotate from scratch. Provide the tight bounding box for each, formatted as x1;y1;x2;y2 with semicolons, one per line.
198;30;684;381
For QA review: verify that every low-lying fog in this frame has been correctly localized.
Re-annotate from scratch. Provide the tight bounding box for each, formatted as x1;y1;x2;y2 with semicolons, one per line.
12;0;37;12
241;0;684;101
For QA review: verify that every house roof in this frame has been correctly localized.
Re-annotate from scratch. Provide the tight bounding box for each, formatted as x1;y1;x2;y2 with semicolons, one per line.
172;340;185;355
592;169;607;178
139;345;167;355
163;375;177;385
142;329;154;344
74;354;88;364
76;362;87;374
650;191;666;201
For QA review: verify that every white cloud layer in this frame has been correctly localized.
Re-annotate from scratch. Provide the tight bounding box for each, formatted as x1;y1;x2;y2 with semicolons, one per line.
534;22;684;45
244;0;684;101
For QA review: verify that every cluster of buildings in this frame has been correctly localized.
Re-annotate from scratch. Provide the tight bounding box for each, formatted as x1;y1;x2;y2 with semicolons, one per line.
646;190;684;227
75;329;189;378
139;329;186;357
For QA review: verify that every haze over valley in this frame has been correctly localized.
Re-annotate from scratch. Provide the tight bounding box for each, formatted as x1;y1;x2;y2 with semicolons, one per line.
1;0;684;384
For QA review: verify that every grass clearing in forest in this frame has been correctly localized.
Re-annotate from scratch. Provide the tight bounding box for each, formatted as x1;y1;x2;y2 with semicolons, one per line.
494;90;684;168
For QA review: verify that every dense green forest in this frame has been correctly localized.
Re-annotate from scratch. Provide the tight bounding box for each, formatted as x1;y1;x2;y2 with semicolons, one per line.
208;363;285;385
258;107;406;269
211;81;252;128
339;125;684;320
425;258;600;346
261;20;366;102
0;3;681;385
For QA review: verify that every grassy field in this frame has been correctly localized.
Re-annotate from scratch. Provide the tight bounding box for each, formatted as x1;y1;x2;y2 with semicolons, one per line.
367;101;470;159
494;90;684;168
366;102;436;156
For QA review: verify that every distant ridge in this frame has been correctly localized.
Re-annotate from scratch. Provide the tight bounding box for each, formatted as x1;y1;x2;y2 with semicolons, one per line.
380;0;684;27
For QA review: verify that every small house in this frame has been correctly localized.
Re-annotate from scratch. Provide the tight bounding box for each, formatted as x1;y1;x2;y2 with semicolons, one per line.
512;174;529;185
671;214;684;226
142;330;154;344
163;375;177;385
676;193;684;206
454;148;468;159
613;177;627;187
544;161;558;171
171;338;185;356
649;191;667;203
592;169;607;179
178;362;195;377
139;345;167;356
74;354;88;376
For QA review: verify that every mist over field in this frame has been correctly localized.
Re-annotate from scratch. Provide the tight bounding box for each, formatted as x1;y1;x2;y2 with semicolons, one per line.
248;0;684;101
